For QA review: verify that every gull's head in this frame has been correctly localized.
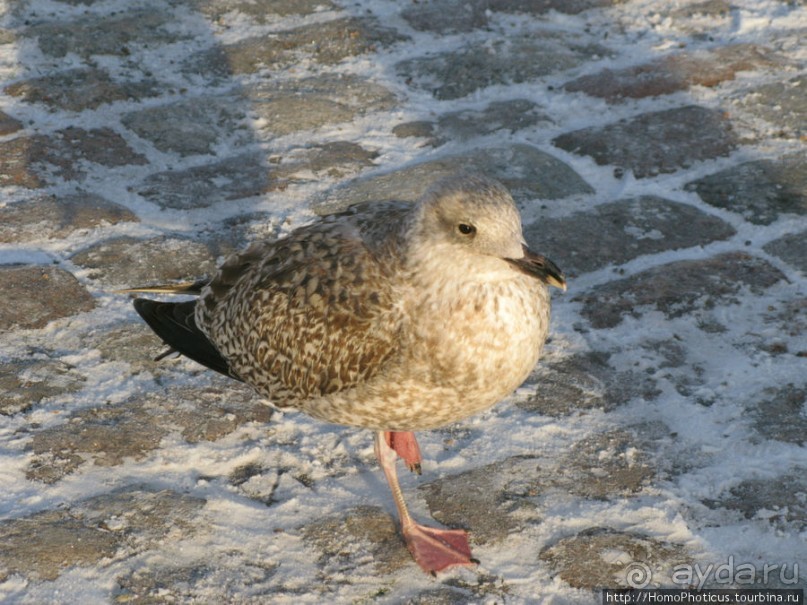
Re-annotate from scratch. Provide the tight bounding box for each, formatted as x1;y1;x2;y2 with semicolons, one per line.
413;173;566;290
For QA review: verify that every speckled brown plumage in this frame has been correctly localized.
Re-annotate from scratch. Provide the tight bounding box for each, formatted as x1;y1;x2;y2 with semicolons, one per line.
133;174;566;431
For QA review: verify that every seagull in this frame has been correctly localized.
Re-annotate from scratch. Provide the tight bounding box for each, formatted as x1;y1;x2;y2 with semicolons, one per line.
125;173;566;574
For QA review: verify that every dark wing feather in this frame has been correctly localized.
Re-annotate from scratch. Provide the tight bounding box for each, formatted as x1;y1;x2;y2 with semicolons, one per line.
133;298;241;381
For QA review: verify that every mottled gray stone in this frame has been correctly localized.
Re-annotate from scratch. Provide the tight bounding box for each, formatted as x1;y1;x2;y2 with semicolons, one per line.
70;235;217;286
707;472;807;533
0;265;95;331
185;18;406;79
752;384;807;446
422;431;652;544
0;510;120;581
0;358;85;415
563;45;787;102
122;97;249;156
192;0;336;21
490;0;627;13
401;0;489;33
0;486;204;583
395;99;552;146
555;429;654;499
115;558;279;604
27;384;268;483
397;32;611;100
138;143;378;210
0;193;138;243
738;74;806;140
764;230;807;273
245;75;398;138
420;456;542;545
314;144;593;214
578;252;786;329
553;105;737;178
0;127;147;188
518;351;661;416
0;110;22;135
302;505;412;575
540;528;692;589
27;10;189;58
685;155;807;225
5;68;161;111
526;196;736;276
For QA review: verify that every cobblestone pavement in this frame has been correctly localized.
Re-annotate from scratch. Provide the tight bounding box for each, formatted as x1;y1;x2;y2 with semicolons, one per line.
0;0;805;603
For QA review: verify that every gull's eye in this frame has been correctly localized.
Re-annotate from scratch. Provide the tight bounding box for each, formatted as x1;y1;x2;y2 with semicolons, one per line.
457;223;476;236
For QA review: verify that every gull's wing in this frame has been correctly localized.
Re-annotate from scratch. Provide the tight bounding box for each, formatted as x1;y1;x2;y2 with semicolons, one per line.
196;210;408;404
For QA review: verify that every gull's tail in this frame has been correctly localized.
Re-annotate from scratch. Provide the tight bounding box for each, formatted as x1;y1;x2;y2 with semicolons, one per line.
122;281;240;381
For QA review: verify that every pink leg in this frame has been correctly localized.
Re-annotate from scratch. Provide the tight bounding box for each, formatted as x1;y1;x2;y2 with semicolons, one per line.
385;431;422;474
375;431;477;574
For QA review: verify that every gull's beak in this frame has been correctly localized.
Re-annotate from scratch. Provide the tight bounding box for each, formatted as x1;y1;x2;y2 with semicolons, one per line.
505;245;567;291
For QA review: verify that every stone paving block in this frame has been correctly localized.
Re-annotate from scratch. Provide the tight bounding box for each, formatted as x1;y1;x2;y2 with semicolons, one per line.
553;105;737;178
540;527;692;589
577;252;786;329
751;384;807;446
737;74;806;140
302;505;412;575
564;44;786;102
0;110;22;135
764;230;807;273
138;142;378;210
26;384;268;483
5;68;161;111
0;510;120;581
555;429;654;499
0;358;85;415
313;144;593;213
114;557;279;604
685;154;807;225
0;486;203;580
518;351;661;416
526;196;736;276
397;32;611;100
0;193;138;243
0;127;147;188
185;17;406;79
244;75;397;137
401;0;489;33
70;235;217;286
706;472;807;533
421;430;652;544
1;265;95;331
394;99;552;146
122;96;249;156
192;0;337;21
26;10;189;59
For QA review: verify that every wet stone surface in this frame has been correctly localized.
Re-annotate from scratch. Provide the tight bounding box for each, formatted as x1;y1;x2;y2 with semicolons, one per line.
0;265;95;331
553;105;737;178
314;144;593;213
397;32;611;100
525;196;736;276
577;252;787;329
540;528;692;589
684;154;807;225
5;68;162;112
563;44;787;102
70;235;218;286
394;99;553;146
0;193;138;243
0;358;86;416
0;486;205;582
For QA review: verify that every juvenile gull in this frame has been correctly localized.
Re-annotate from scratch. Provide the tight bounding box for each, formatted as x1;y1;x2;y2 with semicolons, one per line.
128;173;566;573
